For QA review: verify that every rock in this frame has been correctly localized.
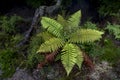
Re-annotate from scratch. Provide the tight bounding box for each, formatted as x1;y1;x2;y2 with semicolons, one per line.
7;69;35;80
89;61;118;80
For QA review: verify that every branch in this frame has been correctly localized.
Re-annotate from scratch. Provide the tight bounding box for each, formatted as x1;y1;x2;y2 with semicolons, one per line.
16;0;62;47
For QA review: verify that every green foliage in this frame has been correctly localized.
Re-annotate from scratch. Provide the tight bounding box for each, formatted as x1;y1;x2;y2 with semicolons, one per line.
57;15;68;28
0;32;23;49
83;22;98;30
41;17;63;38
106;23;120;39
0;32;11;49
87;39;120;64
37;10;103;75
37;38;65;53
37;32;54;41
61;43;83;75
68;10;81;28
0;48;23;78
98;0;120;16
69;29;103;43
0;15;22;34
0;15;24;78
110;10;120;19
27;34;44;68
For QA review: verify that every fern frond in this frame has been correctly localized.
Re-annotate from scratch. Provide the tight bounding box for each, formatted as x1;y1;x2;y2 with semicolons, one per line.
68;10;81;28
37;38;65;53
61;43;80;75
41;17;63;38
57;15;68;27
37;32;54;41
75;46;83;69
69;29;104;43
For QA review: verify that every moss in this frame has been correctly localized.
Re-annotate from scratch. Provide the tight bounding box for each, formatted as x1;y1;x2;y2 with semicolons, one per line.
0;48;24;78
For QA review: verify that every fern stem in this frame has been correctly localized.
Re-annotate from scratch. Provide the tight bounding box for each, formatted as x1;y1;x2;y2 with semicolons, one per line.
83;52;94;70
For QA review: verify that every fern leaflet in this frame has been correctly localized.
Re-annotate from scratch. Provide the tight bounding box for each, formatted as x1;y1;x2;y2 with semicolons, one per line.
68;10;81;28
57;15;68;27
41;17;63;38
69;29;103;43
37;31;54;41
61;43;81;75
37;38;65;53
75;46;83;69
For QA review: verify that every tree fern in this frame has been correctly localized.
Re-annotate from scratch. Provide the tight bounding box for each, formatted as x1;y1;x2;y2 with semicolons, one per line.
41;17;63;38
37;38;65;53
69;29;104;43
61;43;80;75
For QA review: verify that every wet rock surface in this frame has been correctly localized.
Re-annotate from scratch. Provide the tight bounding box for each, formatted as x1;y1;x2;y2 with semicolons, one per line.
89;61;119;80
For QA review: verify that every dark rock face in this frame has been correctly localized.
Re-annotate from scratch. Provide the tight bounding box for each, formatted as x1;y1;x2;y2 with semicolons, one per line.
68;0;99;23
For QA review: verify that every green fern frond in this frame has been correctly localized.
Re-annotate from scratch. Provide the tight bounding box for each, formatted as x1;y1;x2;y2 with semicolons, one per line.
37;38;65;53
75;46;83;69
61;43;80;75
69;29;104;43
57;15;68;27
68;10;81;28
41;17;63;38
37;32;54;41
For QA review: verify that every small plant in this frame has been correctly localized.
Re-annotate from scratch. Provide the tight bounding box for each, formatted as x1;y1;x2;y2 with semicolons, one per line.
37;10;103;75
106;23;120;39
0;48;23;78
0;15;22;34
0;15;24;78
88;39;120;64
27;34;44;68
83;21;98;30
98;0;120;16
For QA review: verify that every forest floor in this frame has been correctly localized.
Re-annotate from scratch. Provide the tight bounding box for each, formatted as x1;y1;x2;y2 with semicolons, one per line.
0;5;120;80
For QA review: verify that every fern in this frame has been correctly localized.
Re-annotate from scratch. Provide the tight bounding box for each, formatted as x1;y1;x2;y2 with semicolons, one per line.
106;23;120;39
69;29;103;43
41;17;63;38
83;22;98;30
57;15;68;27
37;10;104;76
61;43;80;75
37;31;54;41
75;46;83;69
68;10;81;28
37;38;65;53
